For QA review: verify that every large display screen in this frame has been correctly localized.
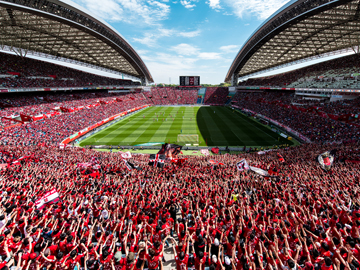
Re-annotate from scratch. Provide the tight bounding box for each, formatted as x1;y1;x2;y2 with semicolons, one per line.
179;76;200;86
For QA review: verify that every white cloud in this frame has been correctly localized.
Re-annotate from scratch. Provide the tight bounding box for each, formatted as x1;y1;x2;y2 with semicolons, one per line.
169;44;223;60
170;43;224;60
133;34;158;47
133;29;200;47
198;52;222;60
224;0;290;20
77;0;123;22
178;30;201;37
170;43;199;55
136;49;150;56
158;28;175;37
207;0;221;10
180;0;197;9
219;45;239;54
132;29;174;47
74;0;170;25
143;52;198;66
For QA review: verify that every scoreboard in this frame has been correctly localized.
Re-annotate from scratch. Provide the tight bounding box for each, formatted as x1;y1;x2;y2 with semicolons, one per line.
179;76;200;86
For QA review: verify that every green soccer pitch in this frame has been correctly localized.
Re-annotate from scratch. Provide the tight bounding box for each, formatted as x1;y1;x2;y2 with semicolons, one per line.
79;106;294;147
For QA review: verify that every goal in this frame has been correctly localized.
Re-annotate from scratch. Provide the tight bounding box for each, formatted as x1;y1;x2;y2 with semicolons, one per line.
177;134;199;144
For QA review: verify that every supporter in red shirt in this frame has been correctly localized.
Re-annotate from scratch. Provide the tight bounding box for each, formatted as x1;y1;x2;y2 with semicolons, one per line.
145;239;162;270
173;238;190;270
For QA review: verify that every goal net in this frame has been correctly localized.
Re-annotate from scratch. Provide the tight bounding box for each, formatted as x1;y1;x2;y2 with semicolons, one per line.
177;134;199;144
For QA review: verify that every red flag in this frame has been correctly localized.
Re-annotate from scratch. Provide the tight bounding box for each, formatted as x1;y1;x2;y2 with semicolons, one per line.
209;160;224;166
277;153;285;163
171;158;187;165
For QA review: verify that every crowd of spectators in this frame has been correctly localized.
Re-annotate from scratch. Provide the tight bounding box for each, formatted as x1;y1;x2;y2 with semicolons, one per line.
204;88;229;105
142;88;197;105
232;90;360;117
293;98;360;116
231;91;293;107
165;89;178;104
0;91;146;121
232;91;360;143
180;89;198;104
0;138;359;270
0;53;140;89
0;91;148;145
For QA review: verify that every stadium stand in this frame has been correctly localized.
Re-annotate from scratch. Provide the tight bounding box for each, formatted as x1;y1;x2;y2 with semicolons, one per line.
238;54;360;89
148;88;162;105
166;87;178;104
308;98;360;115
140;88;197;105
0;91;141;119
233;89;360;118
232;91;360;143
204;87;229;105
0;52;140;88
0;91;148;144
181;89;198;104
174;89;183;103
143;91;155;104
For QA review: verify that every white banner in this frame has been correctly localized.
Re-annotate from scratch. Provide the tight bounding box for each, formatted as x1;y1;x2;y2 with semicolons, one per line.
250;166;270;177
121;151;132;159
200;149;210;156
257;149;274;155
236;159;249;171
35;189;60;210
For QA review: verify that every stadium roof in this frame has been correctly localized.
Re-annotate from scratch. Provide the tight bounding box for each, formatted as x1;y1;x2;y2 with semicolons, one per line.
225;0;360;84
0;0;153;83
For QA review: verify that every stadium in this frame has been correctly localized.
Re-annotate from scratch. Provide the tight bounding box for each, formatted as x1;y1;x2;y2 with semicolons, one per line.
0;0;360;269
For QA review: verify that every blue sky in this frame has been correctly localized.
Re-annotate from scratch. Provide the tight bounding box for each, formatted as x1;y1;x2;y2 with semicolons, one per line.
67;0;291;84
